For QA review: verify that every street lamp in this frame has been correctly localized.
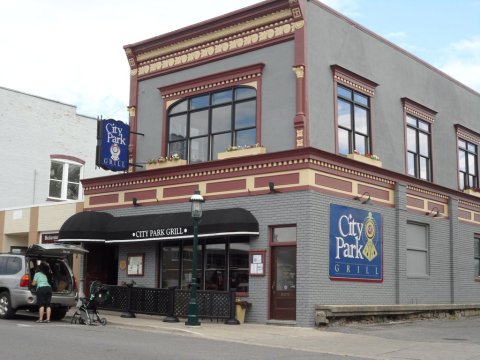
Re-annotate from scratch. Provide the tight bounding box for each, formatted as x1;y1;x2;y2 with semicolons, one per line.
185;189;204;326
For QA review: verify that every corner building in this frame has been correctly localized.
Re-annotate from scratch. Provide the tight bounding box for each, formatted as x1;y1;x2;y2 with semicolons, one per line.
64;0;480;326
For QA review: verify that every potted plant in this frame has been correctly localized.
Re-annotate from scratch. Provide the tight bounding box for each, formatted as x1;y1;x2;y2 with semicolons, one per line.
145;153;187;170
217;143;266;160
347;150;382;167
235;298;252;324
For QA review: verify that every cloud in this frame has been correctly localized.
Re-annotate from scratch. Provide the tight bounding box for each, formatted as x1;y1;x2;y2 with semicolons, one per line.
438;35;480;92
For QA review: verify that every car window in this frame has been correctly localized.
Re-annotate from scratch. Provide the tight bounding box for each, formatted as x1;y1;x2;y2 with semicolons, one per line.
6;257;22;274
0;256;22;275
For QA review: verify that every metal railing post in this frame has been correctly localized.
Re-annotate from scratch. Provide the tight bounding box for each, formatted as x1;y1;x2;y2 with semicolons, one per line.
163;286;179;322
224;288;240;325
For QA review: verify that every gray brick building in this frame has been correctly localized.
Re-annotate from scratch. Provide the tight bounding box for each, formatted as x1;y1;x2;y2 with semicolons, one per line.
59;0;480;327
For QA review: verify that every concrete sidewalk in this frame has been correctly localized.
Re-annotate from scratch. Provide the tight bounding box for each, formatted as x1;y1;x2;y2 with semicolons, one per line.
70;310;480;360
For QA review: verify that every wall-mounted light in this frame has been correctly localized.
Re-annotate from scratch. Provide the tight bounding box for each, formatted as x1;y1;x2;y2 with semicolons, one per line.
425;207;440;217
269;182;279;194
132;197;141;207
354;192;371;205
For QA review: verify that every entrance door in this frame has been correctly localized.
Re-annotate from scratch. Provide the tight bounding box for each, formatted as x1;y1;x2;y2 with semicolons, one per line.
85;243;118;296
270;246;296;320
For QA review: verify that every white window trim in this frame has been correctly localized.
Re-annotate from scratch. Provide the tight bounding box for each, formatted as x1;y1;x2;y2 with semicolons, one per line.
48;158;84;201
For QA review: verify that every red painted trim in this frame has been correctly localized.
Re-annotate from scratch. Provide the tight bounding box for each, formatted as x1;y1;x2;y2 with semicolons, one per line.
124;189;157;202
316;173;352;192
254;173;300;188
357;184;390;201
206;179;246;193
407;196;424;209
50;154;85;165
163;184;198;198
89;194;119;206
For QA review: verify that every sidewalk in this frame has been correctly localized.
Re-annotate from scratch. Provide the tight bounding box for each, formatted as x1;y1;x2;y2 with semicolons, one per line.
70;309;480;360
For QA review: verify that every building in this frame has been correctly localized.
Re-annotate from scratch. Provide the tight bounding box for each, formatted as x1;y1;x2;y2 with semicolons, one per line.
0;86;111;277
59;0;480;326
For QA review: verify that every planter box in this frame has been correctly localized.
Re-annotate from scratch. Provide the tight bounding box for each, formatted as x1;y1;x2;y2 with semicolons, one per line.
145;159;187;170
464;189;480;198
347;153;382;168
217;147;266;160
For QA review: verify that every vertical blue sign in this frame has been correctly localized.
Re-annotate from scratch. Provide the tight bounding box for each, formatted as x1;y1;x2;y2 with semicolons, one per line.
329;204;383;281
96;119;130;171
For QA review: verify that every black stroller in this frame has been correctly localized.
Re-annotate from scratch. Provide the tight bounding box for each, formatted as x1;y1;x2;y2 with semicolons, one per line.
71;281;110;326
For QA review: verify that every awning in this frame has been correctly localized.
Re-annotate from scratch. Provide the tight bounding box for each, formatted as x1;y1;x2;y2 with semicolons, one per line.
58;211;114;243
58;208;259;243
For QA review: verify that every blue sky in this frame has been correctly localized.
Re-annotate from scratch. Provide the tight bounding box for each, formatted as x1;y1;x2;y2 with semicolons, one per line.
0;0;478;123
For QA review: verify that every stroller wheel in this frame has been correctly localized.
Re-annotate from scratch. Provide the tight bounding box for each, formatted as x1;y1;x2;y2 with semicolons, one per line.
100;318;107;326
78;318;86;325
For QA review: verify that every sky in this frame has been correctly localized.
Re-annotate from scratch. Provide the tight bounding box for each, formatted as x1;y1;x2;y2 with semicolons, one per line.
1;0;479;123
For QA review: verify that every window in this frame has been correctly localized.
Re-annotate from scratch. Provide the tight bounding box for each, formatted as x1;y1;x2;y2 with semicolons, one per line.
0;256;22;275
406;222;429;277
406;115;431;181
402;98;436;182
337;85;371;155
332;65;378;156
456;126;479;191
475;237;480;277
160;237;249;292
167;86;257;163
49;156;83;200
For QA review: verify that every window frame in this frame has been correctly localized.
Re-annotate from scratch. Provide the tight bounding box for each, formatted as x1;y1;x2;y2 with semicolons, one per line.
406;221;430;278
332;65;378;156
159;64;264;164
455;125;480;191
402;98;436;182
48;155;84;201
475;235;480;279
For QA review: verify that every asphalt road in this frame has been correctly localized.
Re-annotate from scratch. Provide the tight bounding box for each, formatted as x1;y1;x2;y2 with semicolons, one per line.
1;313;366;360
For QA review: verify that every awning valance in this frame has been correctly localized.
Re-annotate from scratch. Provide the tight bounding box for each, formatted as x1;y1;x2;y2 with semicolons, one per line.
58;208;259;243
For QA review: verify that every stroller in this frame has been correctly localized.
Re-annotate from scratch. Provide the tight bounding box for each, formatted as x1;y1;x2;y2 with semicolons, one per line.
71;281;110;326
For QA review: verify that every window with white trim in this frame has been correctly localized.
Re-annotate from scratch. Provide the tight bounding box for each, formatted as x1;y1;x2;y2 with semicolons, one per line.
406;222;429;277
475;236;480;277
49;159;83;200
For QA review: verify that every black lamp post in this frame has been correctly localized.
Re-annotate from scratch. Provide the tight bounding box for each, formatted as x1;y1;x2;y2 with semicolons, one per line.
185;189;204;326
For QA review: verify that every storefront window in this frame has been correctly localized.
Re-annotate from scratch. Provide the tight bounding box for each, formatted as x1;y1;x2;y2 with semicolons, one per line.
160;237;250;292
205;244;226;290
161;246;180;288
229;242;249;292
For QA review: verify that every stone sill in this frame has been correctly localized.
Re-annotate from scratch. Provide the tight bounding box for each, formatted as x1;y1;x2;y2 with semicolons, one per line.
464;189;480;198
145;159;187;170
218;147;267;160
347;153;382;167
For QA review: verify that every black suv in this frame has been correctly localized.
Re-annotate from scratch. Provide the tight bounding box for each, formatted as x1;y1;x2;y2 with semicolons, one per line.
0;244;87;320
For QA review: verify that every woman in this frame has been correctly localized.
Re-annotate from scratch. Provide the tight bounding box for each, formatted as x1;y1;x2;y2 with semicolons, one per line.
32;263;52;323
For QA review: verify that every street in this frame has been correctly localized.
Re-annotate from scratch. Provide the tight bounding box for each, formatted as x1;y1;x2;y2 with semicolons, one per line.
2;312;480;360
1;313;364;360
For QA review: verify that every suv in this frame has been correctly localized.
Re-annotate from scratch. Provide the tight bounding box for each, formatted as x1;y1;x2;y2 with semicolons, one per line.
0;243;87;320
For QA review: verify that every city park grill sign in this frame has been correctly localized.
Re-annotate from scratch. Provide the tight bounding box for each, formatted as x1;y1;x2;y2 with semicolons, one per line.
329;204;383;282
96;119;130;171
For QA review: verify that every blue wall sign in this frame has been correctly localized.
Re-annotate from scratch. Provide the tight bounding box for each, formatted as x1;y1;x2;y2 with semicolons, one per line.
96;119;130;171
329;204;383;282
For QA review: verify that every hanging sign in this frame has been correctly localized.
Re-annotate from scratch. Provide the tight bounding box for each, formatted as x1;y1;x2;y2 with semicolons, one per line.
329;204;383;282
96;119;130;171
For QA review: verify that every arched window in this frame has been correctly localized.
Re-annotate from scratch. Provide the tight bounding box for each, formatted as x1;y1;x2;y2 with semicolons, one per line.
167;86;257;163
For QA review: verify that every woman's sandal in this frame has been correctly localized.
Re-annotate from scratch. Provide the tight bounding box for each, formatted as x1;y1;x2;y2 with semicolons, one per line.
36;319;44;323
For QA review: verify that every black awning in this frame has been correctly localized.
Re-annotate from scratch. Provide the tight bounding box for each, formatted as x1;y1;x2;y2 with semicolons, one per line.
58;211;114;242
106;208;259;243
58;208;258;243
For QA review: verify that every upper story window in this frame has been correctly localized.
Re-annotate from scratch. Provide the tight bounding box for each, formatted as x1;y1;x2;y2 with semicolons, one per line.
475;236;480;278
167;86;256;163
456;125;479;191
332;65;378;156
402;98;436;182
160;64;264;164
49;155;84;201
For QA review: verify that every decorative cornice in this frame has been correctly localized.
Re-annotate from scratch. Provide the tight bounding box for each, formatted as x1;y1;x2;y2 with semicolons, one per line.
456;125;480;146
406;185;448;200
331;65;378;96
132;13;303;77
136;9;293;63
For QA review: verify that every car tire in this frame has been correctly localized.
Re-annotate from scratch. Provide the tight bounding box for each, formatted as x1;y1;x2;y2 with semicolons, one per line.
0;291;15;319
50;307;68;321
